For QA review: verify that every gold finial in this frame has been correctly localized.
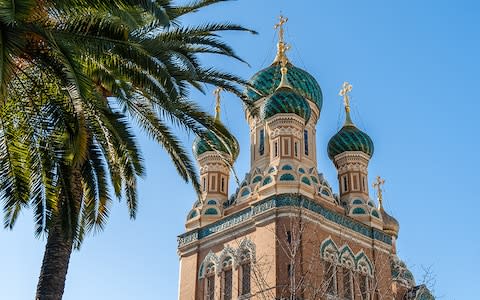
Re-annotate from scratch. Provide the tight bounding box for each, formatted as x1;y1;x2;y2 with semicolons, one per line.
339;81;354;125
339;82;353;112
273;15;290;63
214;87;222;122
276;43;292;89
372;176;386;209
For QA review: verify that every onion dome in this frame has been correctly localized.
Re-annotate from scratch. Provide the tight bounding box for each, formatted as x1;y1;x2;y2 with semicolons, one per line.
391;256;416;287
327;124;374;160
373;176;400;238
381;207;400;238
327;82;374;160
382;211;399;237
261;87;311;122
192;132;234;156
246;62;323;111
192;88;239;162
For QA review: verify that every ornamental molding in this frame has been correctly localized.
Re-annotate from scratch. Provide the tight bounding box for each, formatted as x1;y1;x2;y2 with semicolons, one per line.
270;126;302;138
334;151;370;165
178;194;392;249
320;237;374;276
337;162;368;173
267;114;305;129
200;163;230;173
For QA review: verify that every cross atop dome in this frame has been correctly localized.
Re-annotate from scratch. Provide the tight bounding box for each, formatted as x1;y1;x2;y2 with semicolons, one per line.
373;175;386;209
339;81;354;125
339;81;353;112
273;15;290;64
214;87;222;122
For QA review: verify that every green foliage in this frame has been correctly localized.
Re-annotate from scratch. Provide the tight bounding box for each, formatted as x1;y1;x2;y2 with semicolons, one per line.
0;0;254;247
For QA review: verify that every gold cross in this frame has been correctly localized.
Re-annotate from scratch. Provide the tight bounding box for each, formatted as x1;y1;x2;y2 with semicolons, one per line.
372;176;386;209
339;82;353;112
274;15;288;44
214;87;222;122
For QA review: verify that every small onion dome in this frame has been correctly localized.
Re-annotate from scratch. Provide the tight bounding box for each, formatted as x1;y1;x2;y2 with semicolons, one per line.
327;110;374;160
192;132;239;162
261;87;312;122
380;208;400;238
246;62;323;111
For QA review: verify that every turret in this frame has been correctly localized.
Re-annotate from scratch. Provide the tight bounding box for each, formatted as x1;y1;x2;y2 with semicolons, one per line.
245;16;323;173
373;176;400;252
186;88;239;229
327;82;380;228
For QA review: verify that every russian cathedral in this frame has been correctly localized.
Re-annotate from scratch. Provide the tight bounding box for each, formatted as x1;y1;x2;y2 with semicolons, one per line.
177;16;434;300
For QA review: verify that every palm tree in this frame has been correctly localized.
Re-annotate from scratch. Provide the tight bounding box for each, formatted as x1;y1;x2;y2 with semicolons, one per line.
0;0;254;299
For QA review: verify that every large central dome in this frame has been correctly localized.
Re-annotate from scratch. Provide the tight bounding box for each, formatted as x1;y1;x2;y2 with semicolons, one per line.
246;62;323;111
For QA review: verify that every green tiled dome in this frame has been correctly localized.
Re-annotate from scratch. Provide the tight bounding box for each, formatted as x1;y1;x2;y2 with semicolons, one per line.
192;132;239;161
261;88;311;121
246;62;322;111
327;124;374;160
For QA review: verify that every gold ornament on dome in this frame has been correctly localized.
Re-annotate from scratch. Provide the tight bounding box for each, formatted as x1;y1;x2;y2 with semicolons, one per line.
339;81;353;113
214;87;222;122
273;15;290;64
373;176;386;209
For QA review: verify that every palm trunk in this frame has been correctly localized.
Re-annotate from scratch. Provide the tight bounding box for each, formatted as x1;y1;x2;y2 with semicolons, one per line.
35;222;73;300
36;167;83;300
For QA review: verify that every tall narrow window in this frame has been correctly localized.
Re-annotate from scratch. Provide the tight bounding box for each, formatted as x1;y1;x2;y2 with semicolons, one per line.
343;268;353;300
221;257;233;300
283;138;290;156
259;129;265;156
359;274;369;300
239;250;251;296
342;176;348;193
286;231;292;244
210;175;217;191
274;141;278;157
206;274;215;300
240;261;251;296
294;142;298;157
203;177;206;192
221;177;225;193
353;174;359;191
288;264;292;277
362;176;366;191
223;269;232;300
204;263;215;300
304;130;309;155
324;261;336;295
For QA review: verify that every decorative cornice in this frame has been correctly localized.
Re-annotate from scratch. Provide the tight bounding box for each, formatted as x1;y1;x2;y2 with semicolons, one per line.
270;126;302;139
178;194;392;248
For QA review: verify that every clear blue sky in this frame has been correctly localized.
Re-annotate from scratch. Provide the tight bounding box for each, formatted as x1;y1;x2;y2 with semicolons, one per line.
1;0;479;299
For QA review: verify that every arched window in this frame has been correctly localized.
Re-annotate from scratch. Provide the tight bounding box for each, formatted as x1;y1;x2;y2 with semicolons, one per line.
239;250;251;297
342;267;353;300
304;130;309;155
204;263;215;300
359;273;369;300
221;257;233;300
259;129;265;156
324;261;337;296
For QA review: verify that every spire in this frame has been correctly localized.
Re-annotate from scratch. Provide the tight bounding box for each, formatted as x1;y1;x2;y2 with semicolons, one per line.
373;175;386;210
273;15;290;64
339;81;354;126
214;87;222;122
